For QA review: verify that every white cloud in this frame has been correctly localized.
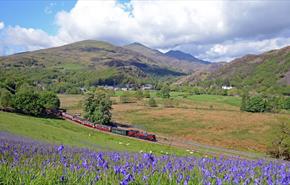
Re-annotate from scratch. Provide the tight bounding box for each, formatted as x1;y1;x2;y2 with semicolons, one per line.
54;0;226;48
54;0;290;48
0;26;62;55
0;21;4;30
1;0;290;61
198;37;290;62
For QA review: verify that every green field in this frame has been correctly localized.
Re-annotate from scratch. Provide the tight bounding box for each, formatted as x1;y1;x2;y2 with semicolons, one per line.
0;111;194;156
58;93;290;153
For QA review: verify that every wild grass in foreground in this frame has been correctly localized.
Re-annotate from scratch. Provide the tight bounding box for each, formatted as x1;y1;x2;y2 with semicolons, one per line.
0;132;289;185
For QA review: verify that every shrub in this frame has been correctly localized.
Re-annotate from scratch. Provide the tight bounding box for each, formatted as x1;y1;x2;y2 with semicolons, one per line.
241;95;267;112
13;91;44;116
284;96;290;110
160;86;170;99
39;91;60;110
0;88;13;109
265;96;284;112
267;122;290;161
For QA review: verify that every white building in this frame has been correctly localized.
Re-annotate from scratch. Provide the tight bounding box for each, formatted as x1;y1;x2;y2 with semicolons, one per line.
222;86;233;90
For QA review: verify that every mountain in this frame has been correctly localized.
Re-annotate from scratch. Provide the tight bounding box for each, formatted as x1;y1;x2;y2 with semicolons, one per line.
175;62;225;85
165;50;210;64
0;40;208;93
124;43;209;73
182;46;290;94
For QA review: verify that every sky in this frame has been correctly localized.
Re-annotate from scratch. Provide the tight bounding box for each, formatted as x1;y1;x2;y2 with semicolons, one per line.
1;0;290;62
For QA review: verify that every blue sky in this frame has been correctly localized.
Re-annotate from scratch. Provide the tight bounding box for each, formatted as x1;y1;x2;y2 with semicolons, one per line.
0;0;76;34
1;0;290;62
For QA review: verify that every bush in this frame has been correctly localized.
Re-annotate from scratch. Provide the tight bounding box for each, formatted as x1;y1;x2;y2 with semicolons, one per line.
148;97;157;107
241;95;267;112
160;86;170;99
267;122;290;161
265;96;284;112
0;88;13;109
13;91;44;116
284;97;290;110
39;91;60;110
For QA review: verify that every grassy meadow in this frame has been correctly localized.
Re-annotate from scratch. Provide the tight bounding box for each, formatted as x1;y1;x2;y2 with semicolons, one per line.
0;111;191;156
58;92;290;153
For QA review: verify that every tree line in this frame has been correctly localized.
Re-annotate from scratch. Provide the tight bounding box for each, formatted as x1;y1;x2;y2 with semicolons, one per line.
0;83;60;116
240;94;290;113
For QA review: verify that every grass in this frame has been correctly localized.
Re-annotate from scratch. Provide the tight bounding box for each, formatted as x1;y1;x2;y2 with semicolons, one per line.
58;93;290;153
186;94;241;107
112;103;290;152
0;111;193;156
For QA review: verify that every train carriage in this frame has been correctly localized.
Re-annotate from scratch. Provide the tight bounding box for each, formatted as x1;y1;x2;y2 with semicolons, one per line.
111;127;128;136
58;111;156;142
95;124;111;132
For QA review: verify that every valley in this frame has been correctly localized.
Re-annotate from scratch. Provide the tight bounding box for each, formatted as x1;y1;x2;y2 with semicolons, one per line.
1;2;290;184
58;92;290;154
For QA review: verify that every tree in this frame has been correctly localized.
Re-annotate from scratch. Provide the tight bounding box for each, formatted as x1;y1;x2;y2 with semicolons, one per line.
0;88;13;109
39;91;60;110
265;96;284;113
241;95;267;112
13;91;44;116
267;122;290;161
284;96;290;110
160;85;170;99
84;92;112;125
148;97;157;107
240;94;249;111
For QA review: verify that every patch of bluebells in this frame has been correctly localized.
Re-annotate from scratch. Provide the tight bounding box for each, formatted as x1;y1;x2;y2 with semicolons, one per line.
0;132;289;185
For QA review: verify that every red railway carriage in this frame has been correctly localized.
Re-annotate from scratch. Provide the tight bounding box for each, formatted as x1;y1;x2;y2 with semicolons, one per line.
58;111;156;142
127;130;139;137
128;129;156;142
95;124;111;132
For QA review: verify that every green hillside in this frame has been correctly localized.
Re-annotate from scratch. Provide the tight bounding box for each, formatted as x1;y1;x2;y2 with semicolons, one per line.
0;40;192;93
195;46;290;94
178;46;290;95
0;111;189;155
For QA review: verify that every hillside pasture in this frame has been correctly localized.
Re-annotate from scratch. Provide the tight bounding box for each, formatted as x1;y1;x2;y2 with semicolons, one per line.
58;93;290;153
0;111;188;156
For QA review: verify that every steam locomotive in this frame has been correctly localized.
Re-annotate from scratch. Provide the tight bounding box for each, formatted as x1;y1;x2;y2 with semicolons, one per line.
60;112;157;142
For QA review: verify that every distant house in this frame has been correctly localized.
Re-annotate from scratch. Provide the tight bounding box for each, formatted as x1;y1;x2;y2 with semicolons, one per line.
222;85;233;90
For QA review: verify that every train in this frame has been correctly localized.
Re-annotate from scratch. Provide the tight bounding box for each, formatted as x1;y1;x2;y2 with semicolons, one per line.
60;111;157;142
